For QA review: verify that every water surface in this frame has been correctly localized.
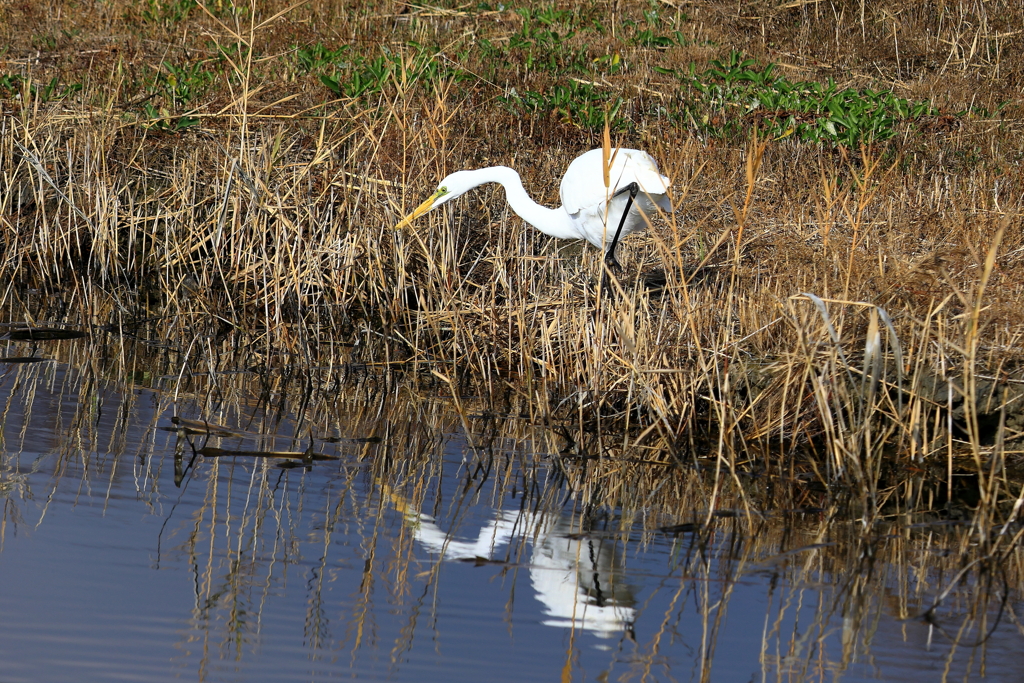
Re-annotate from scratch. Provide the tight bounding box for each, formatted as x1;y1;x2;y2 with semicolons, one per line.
0;361;1019;682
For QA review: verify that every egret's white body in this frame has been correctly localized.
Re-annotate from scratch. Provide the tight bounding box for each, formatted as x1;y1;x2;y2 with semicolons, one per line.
396;148;671;261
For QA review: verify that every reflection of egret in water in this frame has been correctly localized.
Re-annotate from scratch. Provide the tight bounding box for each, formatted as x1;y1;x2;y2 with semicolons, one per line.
389;491;637;639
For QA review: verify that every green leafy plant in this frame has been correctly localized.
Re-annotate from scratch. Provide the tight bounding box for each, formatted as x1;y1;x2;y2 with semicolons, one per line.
141;102;200;132
501;80;624;131
0;74;25;95
147;61;215;107
138;0;239;26
632;28;689;48
140;0;197;25
507;27;588;73
592;53;623;75
296;43;349;73
668;51;941;148
625;6;695;48
475;6;596;76
319;45;466;100
515;5;576;26
31;33;60;50
321;54;393;98
957;101;1010;118
215;41;251;66
32;77;83;102
0;74;81;101
139;61;212;132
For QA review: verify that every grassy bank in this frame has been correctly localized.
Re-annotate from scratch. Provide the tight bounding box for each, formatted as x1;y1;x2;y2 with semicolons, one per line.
1;0;1023;508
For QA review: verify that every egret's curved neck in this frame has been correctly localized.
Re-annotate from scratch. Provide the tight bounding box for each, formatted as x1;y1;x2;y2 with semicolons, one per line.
473;167;579;240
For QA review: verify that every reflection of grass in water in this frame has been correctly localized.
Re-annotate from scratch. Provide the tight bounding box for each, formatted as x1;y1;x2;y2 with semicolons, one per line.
0;2;1023;668
0;355;1016;679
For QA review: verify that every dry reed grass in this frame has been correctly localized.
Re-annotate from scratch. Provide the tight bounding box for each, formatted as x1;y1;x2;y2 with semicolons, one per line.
0;0;1023;529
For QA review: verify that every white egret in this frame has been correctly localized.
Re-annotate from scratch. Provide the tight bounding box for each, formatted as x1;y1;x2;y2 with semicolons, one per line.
395;148;671;267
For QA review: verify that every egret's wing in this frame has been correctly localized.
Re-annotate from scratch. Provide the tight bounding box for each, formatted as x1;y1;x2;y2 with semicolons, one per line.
560;149;670;215
560;149;609;216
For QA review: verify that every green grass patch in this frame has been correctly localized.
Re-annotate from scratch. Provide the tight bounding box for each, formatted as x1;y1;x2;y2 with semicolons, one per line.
501;79;624;131
664;51;943;148
318;44;468;100
0;74;81;102
146;61;215;108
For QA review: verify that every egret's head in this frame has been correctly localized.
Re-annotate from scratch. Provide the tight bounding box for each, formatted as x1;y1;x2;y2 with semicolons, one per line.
394;171;478;230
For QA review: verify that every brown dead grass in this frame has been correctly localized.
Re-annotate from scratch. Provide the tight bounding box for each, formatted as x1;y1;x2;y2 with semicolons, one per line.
0;0;1022;508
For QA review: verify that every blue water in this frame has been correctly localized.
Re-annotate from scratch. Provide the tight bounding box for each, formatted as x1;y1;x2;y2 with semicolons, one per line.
0;361;1020;682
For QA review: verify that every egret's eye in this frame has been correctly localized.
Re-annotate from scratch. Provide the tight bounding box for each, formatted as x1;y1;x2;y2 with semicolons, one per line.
438;186;447;194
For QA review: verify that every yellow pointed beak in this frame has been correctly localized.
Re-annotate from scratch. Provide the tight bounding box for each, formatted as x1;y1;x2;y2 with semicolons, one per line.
395;189;444;230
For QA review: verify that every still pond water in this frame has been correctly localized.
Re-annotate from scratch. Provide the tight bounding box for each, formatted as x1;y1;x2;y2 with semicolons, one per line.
0;360;1021;682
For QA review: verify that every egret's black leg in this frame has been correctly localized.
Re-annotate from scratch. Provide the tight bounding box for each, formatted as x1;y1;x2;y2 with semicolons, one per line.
605;181;640;269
